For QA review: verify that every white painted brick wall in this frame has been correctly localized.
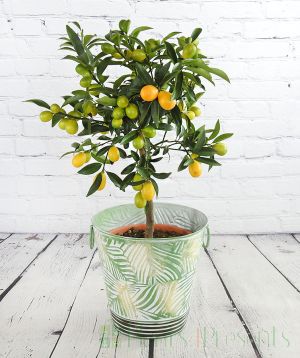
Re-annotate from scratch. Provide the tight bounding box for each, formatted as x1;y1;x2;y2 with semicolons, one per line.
0;0;300;234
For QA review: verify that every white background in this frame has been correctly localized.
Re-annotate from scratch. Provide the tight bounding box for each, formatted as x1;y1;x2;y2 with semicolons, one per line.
0;0;299;234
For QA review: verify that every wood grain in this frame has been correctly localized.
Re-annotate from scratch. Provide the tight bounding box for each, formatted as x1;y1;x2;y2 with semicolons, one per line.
208;235;300;358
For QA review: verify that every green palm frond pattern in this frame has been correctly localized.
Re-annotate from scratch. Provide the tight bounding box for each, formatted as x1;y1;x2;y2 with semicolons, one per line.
96;229;204;321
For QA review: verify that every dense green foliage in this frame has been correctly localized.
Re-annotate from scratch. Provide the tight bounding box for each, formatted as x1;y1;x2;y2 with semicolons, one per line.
27;20;232;202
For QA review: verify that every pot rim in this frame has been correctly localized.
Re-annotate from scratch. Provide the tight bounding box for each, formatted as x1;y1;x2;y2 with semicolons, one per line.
91;202;208;243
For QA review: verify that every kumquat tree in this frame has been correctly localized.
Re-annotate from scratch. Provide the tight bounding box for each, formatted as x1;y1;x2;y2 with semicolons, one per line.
27;19;232;238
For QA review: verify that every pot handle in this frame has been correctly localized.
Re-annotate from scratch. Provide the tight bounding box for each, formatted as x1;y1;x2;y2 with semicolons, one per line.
203;225;210;248
89;225;95;249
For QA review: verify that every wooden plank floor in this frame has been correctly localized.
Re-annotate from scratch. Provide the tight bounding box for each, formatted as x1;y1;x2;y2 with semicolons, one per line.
0;233;299;358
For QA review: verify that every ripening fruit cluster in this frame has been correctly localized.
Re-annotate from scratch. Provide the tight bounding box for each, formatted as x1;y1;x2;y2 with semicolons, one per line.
132;173;156;209
140;85;176;111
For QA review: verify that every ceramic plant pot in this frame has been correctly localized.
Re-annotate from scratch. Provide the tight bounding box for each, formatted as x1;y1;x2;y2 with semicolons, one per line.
89;203;210;339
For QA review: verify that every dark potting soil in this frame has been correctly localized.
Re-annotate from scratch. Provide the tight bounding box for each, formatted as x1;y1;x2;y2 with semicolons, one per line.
120;228;183;238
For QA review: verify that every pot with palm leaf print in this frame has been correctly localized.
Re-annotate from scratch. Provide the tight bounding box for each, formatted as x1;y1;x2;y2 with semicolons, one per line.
90;203;209;338
27;19;232;339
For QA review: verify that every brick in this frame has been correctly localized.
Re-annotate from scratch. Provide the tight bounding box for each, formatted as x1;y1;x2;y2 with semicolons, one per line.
277;138;300;157
11;0;67;15
0;138;15;154
15;137;46;156
265;1;300;18
244;139;275;158
0;18;10;35
201;2;263;19
136;2;200;19
70;0;132;17
13;18;43;35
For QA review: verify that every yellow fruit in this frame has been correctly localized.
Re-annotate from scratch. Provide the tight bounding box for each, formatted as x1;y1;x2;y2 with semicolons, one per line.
95;172;106;191
112;52;122;59
186;111;196;120
140;85;159;102
141;181;155;201
158;91;176;111
132;173;143;191
188;161;202;177
72;152;87;168
132;49;146;62
108;146;120;162
39;111;53;122
134;192;147;208
83;101;97;116
191;153;198;159
50;104;61;114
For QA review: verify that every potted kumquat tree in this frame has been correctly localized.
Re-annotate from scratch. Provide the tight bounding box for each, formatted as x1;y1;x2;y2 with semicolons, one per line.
28;20;232;338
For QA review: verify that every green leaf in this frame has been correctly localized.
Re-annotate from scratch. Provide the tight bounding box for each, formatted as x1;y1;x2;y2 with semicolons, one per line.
119;19;131;33
195;157;221;166
137;167;150;179
138;102;151;127
189;67;214;84
178;155;194;171
213;133;234;143
152;172;171;179
155;62;171;85
97;58;111;78
66;25;88;63
191;27;202;41
106;171;123;189
78;162;102;175
150;178;159;196
208;120;220;140
151;100;160;128
163;31;181;42
131;26;152;38
165;42;177;63
158;123;173;131
131;150;139;162
52;113;64;127
25;99;50;109
170;106;182;137
121;172;135;190
121;130;138;144
97;145;111;156
172;72;183;100
121;163;136;175
193;126;206;152
86;172;102;197
207;67;230;83
135;63;154;85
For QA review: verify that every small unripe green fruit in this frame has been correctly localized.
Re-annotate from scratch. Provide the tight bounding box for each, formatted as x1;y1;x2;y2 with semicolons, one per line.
80;76;92;88
83;100;97;116
182;43;197;59
40;111;53;122
117;95;129;108
132;49;146;62
132;173;143;191
132;136;145;150
58;118;67;130
186;111;196;120
68;110;81;118
75;64;89;76
134;192;146;209
112;52;122;59
125;103;138;119
213;142;227;156
190;106;201;117
142;126;156;138
112;118;123;129
65;119;78;135
112;107;125;119
50;104;61;114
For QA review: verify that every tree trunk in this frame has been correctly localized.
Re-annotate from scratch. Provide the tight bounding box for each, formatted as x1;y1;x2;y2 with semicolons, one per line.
139;147;155;238
145;200;154;238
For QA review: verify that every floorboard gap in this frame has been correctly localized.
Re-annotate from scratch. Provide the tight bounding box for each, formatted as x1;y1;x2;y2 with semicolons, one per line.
148;339;154;358
291;234;300;244
49;249;96;358
247;235;300;294
0;234;58;302
0;233;13;244
204;248;262;358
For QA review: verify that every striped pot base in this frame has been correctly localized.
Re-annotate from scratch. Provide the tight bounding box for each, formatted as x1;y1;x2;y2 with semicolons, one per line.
111;311;188;339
